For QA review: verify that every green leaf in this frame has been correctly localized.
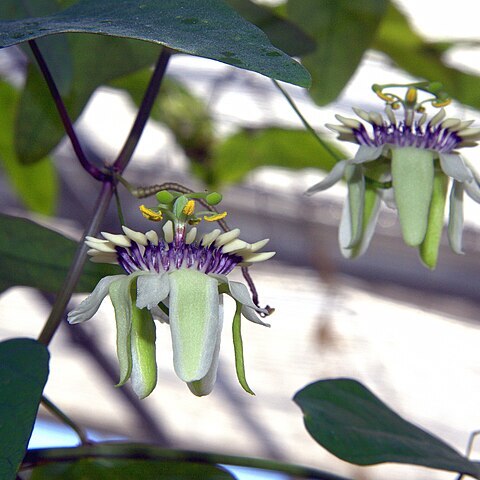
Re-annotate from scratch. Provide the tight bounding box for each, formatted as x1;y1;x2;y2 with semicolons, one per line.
0;80;58;214
373;4;480;110
294;378;480;478
16;34;159;163
225;0;315;57
31;459;235;479
419;171;448;269
0;213;122;293
208;128;343;187
287;0;388;105
0;0;73;95
232;300;254;395
0;0;310;88
0;338;49;480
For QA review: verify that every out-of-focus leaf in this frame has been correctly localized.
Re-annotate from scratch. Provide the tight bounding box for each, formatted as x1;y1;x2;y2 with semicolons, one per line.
0;80;57;215
208;128;344;187
0;338;49;480
31;459;235;479
0;213;122;294
294;378;480;479
0;0;310;88
225;0;315;56
0;0;72;95
15;34;159;163
287;0;388;105
373;4;480;109
111;71;215;169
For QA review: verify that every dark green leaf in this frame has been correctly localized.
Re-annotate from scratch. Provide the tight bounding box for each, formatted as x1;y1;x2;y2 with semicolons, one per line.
0;0;73;95
0;80;57;214
15;34;159;163
0;0;310;88
287;0;388;105
31;459;235;479
225;0;315;57
0;214;122;293
294;378;480;478
0;338;49;480
208;128;343;187
373;4;480;110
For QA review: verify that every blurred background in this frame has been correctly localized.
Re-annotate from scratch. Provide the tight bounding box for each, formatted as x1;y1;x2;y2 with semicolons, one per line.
1;0;480;479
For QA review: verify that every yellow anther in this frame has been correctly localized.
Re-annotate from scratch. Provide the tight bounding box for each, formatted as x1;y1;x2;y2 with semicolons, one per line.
182;200;195;216
406;87;417;104
376;91;394;103
139;205;163;222
204;211;227;222
432;98;452;108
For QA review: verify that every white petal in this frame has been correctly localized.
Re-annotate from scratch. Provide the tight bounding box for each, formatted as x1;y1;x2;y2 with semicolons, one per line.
335;114;361;129
145;230;159;245
448;181;465;255
240;251;276;264
326;124;354;135
122;226;148;246
304;160;349;196
67;275;125;324
222;239;248;254
464;178;480;203
339;164;364;249
162;221;174;243
241;305;270;327
215;229;241;247
187;299;223;396
352;145;383;164
136;272;170;310
168;269;221;382
185;227;197;244
439;153;473;182
226;280;270;326
201;229;221;247
429;108;446;127
353;107;370;122
101;232;131;247
85;240;116;253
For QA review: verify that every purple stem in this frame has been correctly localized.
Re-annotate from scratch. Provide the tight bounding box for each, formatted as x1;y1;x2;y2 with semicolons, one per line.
28;40;107;181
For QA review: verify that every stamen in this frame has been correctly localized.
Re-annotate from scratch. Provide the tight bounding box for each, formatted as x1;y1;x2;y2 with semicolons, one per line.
139;205;163;222
204;212;227;222
182;200;195;216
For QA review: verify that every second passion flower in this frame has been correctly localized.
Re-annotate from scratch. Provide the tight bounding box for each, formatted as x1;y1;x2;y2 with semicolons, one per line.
305;82;480;268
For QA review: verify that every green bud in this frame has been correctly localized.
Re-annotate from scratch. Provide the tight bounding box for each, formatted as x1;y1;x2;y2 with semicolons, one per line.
206;192;222;205
156;190;174;204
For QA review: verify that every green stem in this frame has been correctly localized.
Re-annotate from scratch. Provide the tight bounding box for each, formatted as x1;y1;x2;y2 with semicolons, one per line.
23;444;353;480
37;181;115;346
272;79;343;162
41;396;89;445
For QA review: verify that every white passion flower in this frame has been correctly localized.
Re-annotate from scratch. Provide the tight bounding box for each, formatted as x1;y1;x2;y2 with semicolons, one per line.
67;190;275;398
305;82;480;268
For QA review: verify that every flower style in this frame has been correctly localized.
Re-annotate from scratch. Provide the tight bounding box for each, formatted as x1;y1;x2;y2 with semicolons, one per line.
305;82;480;268
68;189;275;398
